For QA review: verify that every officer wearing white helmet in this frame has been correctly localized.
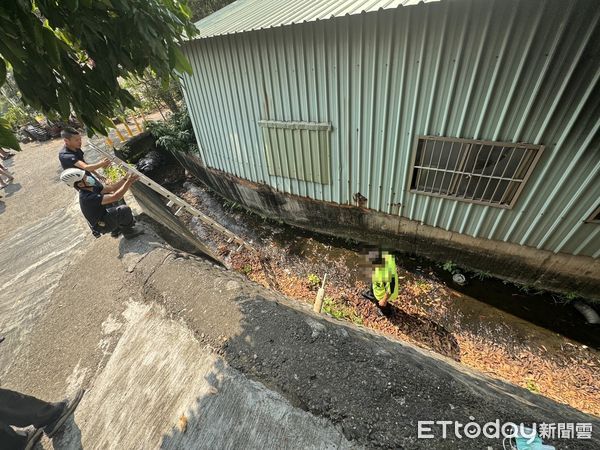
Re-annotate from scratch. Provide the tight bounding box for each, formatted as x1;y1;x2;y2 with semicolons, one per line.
60;167;142;238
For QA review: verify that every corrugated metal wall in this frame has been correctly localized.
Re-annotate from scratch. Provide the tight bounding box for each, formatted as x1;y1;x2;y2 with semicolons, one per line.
180;0;600;258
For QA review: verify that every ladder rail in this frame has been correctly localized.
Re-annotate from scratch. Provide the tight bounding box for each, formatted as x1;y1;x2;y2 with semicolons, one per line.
87;141;253;250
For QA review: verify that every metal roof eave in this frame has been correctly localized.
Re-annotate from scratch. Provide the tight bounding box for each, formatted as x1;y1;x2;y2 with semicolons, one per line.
188;0;444;41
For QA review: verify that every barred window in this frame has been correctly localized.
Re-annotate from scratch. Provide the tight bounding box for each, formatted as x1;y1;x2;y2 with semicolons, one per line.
409;136;543;208
586;205;600;224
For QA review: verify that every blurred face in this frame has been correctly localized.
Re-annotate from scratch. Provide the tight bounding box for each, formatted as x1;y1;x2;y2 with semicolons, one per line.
361;249;383;280
64;134;82;150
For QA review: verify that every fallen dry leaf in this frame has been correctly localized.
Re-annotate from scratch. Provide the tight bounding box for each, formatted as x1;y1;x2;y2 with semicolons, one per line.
178;414;188;433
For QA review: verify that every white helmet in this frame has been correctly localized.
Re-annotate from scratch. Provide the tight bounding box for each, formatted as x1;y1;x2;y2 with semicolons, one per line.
60;168;86;187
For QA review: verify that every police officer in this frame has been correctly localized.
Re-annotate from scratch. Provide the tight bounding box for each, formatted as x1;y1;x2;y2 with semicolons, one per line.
58;127;110;177
60;168;142;238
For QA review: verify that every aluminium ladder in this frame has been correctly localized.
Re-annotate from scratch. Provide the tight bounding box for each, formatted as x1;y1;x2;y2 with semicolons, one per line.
87;140;253;251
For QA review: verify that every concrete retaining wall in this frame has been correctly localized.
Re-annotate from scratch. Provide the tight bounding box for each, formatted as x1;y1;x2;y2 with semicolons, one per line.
174;150;600;301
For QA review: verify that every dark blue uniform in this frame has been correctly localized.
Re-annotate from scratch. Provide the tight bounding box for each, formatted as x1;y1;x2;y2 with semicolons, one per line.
79;183;134;236
79;183;105;228
59;146;86;171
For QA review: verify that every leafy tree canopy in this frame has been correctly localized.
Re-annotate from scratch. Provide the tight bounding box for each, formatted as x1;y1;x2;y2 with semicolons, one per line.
0;0;198;150
188;0;233;21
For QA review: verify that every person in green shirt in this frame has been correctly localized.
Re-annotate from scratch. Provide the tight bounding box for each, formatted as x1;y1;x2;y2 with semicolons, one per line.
362;249;399;314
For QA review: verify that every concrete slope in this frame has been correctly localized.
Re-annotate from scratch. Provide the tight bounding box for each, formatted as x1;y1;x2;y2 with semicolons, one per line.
57;301;356;450
0;139;356;450
132;244;600;449
0;206;87;379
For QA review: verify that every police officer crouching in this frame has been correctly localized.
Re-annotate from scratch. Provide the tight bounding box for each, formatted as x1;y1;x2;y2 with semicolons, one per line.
60;168;143;239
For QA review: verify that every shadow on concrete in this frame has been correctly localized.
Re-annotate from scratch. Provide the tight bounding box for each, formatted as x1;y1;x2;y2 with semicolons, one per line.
3;182;22;198
128;186;221;263
116;218;162;261
116;214;221;266
158;357;353;449
0;200;5;214
42;415;83;450
157;294;599;449
158;361;223;449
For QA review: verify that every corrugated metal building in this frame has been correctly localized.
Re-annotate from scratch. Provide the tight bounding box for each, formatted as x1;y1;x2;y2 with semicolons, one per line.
178;0;600;275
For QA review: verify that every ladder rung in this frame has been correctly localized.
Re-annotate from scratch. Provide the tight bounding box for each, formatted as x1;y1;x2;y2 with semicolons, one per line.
87;140;253;252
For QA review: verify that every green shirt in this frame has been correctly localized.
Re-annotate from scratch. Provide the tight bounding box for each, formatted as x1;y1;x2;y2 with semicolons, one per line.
372;254;399;302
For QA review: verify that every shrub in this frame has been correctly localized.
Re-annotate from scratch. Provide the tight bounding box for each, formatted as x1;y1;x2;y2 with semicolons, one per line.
145;107;198;155
307;273;321;288
442;260;457;273
103;165;127;184
4;105;31;129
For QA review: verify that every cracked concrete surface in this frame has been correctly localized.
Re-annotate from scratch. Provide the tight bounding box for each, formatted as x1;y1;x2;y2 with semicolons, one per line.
0;206;85;380
62;301;356;450
0;140;358;449
0;139;598;449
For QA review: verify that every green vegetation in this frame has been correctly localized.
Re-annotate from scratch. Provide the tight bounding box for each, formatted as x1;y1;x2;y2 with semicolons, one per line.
342;236;359;246
499;279;552;297
472;270;491;281
0;70;38;132
307;273;321;288
223;200;244;212
550;291;580;305
146;107;198;155
0;0;198;150
442;260;458;273
351;314;364;326
516;283;543;296
414;279;433;294
2;104;31;129
322;297;362;325
121;71;184;116
102;166;127;184
525;378;540;394
241;264;252;275
188;0;235;21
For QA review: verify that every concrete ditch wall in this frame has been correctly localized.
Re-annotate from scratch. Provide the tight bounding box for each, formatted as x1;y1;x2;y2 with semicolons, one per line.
171;151;600;301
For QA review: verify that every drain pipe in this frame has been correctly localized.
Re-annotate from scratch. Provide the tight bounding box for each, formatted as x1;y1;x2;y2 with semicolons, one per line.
573;300;600;324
